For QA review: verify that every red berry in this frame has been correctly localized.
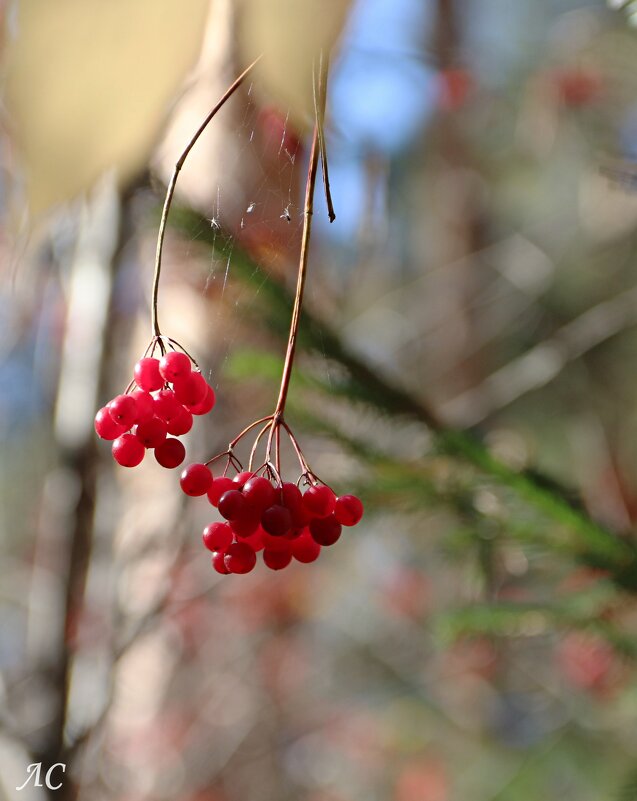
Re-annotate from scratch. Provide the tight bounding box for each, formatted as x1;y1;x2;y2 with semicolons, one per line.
112;433;145;467
189;383;216;415
173;371;207;407
224;542;257;574
309;514;341;546
282;482;310;527
230;514;260;538
154;438;186;468
291;531;321;563
207;476;236;507
243;476;277;511
159;351;191;383
203;522;233;552
135;417;167;448
261;505;292;536
108;394;138;429
233;471;254;488
303;485;336;518
167;405;193;436
243;529;265;552
334;494;364;526
94;407;127;440
134;357;163;392
260;531;292;551
180;463;213;496
131;390;155;422
154;389;181;423
263;548;292;570
218;489;248;521
211;550;230;575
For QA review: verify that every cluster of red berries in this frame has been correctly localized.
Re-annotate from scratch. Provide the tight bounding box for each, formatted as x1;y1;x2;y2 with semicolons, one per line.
94;350;215;469
178;464;364;574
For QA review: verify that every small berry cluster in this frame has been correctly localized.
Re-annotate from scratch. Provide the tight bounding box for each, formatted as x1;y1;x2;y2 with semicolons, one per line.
179;415;364;575
94;340;215;469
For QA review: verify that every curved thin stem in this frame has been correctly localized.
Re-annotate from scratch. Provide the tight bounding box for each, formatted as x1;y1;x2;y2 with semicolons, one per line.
272;124;321;415
272;56;328;418
248;421;275;470
229;415;273;449
312;50;335;223
151;55;262;337
280;419;310;474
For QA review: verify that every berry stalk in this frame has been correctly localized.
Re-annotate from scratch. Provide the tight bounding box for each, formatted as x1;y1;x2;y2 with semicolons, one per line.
151;55;262;342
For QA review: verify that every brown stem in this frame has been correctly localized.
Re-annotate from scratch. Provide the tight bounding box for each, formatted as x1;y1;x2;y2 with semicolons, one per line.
313;50;335;223
151;55;262;337
272;125;321;417
248;420;275;470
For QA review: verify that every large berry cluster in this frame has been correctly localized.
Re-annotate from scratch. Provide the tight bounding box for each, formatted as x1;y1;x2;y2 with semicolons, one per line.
94;343;215;469
178;415;364;575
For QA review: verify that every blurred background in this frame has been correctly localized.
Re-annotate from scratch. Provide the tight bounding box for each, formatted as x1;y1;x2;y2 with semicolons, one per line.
2;0;637;799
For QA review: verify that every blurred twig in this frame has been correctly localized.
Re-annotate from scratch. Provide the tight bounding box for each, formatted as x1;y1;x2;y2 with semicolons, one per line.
442;284;637;427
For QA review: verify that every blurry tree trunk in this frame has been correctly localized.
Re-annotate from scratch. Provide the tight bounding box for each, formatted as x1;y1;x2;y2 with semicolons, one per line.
430;0;488;400
31;180;130;800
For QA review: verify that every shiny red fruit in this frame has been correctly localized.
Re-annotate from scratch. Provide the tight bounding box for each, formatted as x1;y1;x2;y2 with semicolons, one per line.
263;548;292;570
309;514;341;546
154;389;181;423
189;384;216;415
243;529;265;552
211;550;230;575
261;505;292;536
94;407;127;440
135;417;167;448
291;531;321;563
230;514;260;538
303;484;336;518
224;542;257;574
233;471;254;488
134;357;163;392
334;494;364;526
207;477;236;507
260;530;292;551
154;438;186;468
173;371;207;407
112;433;145;467
203;522;233;552
167;405;193;436
180;463;213;496
108;394;138;429
131;390;155;423
159;351;191;382
218;490;248;521
282;482;310;527
243;476;277;511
